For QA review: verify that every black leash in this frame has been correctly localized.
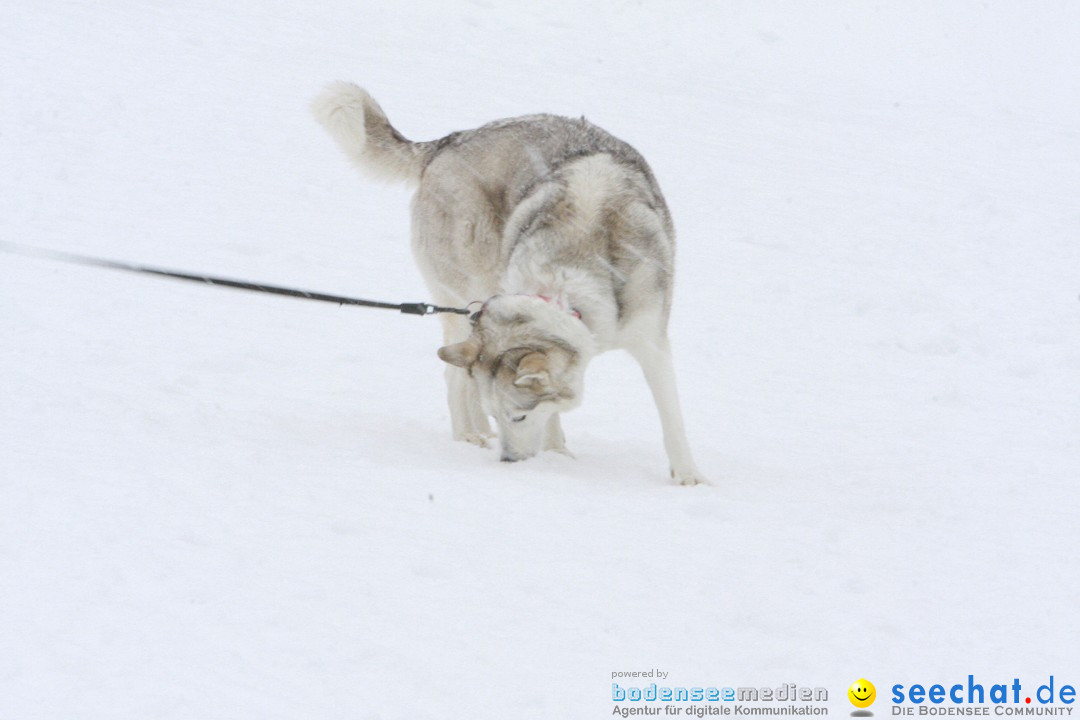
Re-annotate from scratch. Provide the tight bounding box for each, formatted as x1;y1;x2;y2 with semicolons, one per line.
0;241;470;316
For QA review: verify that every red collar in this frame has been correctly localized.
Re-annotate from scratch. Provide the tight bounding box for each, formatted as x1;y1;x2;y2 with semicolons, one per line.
470;294;583;320
534;294;582;319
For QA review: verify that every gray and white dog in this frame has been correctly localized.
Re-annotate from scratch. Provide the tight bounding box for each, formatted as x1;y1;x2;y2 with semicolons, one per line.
313;82;704;484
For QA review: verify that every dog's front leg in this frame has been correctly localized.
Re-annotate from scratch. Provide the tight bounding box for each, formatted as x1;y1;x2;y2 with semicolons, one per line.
629;339;707;485
543;413;573;457
441;314;493;446
445;365;493;446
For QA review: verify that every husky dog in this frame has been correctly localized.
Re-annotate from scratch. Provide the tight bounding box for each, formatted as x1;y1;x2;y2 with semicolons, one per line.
313;82;704;484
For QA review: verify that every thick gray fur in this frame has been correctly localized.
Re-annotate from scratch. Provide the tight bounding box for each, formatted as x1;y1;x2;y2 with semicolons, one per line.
313;82;704;484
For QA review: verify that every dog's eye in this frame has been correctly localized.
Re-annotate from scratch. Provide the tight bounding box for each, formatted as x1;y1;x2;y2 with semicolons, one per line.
511;414;527;423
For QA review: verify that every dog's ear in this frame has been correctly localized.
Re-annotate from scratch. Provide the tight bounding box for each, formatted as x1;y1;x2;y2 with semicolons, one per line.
437;338;481;368
513;351;552;393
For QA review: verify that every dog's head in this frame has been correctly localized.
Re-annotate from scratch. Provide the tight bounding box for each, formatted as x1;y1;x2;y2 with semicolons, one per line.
437;295;595;462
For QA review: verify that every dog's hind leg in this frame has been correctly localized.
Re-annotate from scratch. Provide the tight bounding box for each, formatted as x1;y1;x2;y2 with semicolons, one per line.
628;338;707;485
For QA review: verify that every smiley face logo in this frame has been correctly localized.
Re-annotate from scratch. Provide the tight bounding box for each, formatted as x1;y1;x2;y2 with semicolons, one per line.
848;679;876;709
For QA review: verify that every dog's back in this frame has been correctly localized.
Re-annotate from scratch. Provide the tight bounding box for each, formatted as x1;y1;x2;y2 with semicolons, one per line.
311;82;666;210
426;113;670;225
312;83;676;326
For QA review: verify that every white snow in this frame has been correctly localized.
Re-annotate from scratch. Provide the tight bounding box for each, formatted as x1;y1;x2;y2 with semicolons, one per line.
1;2;1078;718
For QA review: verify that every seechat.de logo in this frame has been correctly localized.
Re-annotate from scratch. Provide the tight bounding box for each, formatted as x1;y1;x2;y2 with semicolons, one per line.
850;679;877;715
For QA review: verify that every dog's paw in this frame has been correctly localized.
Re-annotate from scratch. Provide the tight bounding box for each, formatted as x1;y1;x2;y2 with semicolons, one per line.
548;446;576;459
672;468;709;486
462;433;491;448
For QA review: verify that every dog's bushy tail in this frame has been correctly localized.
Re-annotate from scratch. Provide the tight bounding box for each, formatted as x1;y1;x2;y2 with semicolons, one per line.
311;82;436;184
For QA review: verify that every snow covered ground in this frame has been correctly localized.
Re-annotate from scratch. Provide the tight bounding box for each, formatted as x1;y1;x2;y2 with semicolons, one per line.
2;2;1078;718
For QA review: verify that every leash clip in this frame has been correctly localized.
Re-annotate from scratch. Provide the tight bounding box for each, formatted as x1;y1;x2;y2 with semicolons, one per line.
398;302;435;316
